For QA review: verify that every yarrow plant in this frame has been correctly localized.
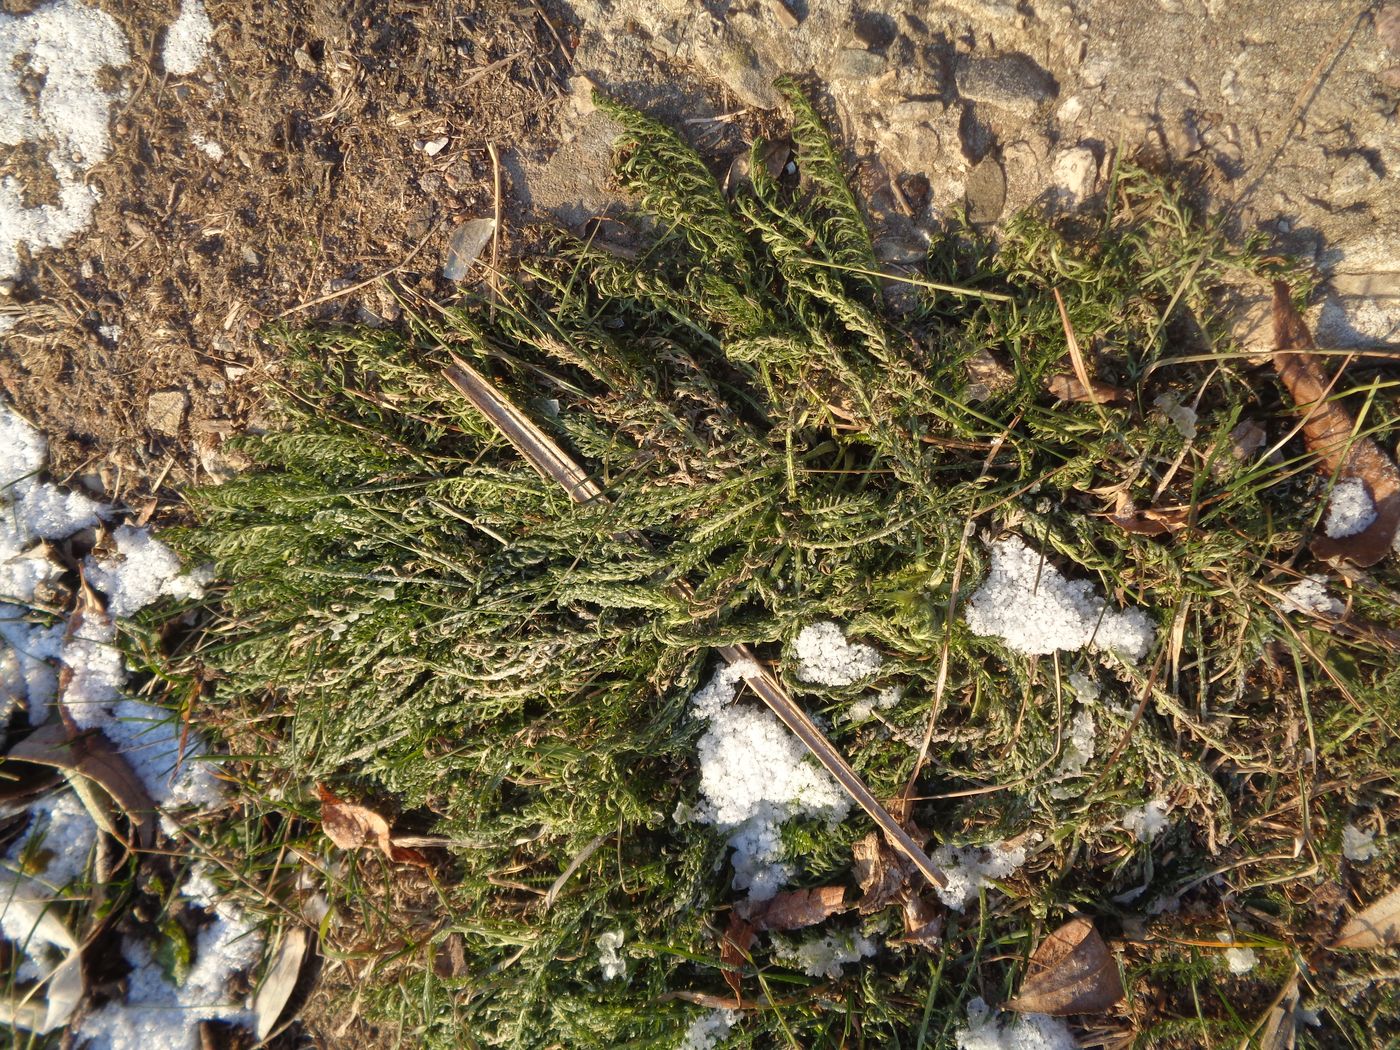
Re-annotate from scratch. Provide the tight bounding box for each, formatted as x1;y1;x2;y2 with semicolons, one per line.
175;80;1400;1047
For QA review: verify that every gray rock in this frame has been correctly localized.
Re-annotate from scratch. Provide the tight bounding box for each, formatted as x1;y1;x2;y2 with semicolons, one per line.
956;53;1058;116
964;155;1006;223
1330;155;1380;204
147;390;187;438
828;47;887;82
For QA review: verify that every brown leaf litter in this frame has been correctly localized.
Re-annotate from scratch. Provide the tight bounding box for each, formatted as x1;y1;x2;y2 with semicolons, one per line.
1272;281;1400;565
316;784;430;868
1006;915;1125;1016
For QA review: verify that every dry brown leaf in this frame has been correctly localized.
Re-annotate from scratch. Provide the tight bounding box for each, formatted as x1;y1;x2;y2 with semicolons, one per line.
1108;491;1191;536
1006;915;1125;1016
316;785;430;867
720;912;756;1000
1045;373;1132;405
8;721;155;849
1272;282;1400;565
897;893;944;949
433;933;469;978
852;831;914;915
254;926;313;1039
1332;885;1400;949
741;886;846;931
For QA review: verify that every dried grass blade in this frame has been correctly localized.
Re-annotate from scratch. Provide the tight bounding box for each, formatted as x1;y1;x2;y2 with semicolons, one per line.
441;357;948;890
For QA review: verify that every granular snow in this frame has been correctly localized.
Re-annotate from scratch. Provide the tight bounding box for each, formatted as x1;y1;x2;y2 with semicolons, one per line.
1048;707;1095;797
1342;823;1379;862
190;130;223;160
1121;799;1170;843
846;685;902;722
930;839;1033;911
1217;932;1257;975
965;535;1154;661
679;1008;737;1050
85;524;211;618
773;928;877;978
162;0;213;76
0;0;130;280
597;929;626;980
1281;575;1343;617
1324;477;1377;539
792;621;883;686
5;788;97;887
955;997;1077;1050
687;661;850;899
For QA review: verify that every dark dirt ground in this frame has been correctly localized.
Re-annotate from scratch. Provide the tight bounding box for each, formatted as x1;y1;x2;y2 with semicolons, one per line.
1;0;567;512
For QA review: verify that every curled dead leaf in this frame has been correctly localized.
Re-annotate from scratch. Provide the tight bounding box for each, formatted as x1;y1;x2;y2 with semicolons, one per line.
1045;373;1132;405
1332;884;1400;949
720;912;756;1000
254;926;314;1039
8;721;155;849
897;893;943;949
1272;282;1400;565
316;785;430;868
740;886;846;931
1006;915;1124;1016
1107;491;1191;536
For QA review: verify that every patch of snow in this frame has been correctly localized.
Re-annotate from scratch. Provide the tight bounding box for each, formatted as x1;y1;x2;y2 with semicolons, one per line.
792;621;883;686
931;839;1033;911
773;928;877;978
1281;574;1343;617
162;0;213;76
965;535;1155;660
1048;707;1095;797
846;685;901;722
1066;671;1099;703
1217;932;1257;975
597;929;626;980
1121;799;1170;843
1324;477;1377;539
98;323;122;343
1341;823;1378;862
955;996;1077;1050
0;0;130;280
85;524;210;618
680;1008;738;1050
4;789;97;887
688;661;850;899
190;130;223;161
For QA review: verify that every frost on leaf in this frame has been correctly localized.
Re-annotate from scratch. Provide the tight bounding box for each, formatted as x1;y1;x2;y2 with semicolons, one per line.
965;535;1154;661
1121;799;1170;843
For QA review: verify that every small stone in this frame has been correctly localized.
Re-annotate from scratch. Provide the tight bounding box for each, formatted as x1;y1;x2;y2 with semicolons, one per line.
767;0;799;29
1050;145;1097;206
1165;112;1202;157
955;53;1057;116
423;136;448;157
443;217;496;281
828;47;887;82
1056;94;1085;123
147;390;188;438
964;155;1006;223
851;12;895;50
1330;155;1380;204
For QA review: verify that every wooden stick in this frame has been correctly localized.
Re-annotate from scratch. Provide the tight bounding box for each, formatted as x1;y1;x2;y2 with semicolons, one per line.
442;353;946;889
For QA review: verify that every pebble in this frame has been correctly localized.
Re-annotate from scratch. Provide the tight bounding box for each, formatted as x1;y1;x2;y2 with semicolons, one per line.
828;47;887;82
1051;146;1098;205
443;217;496;281
147;390;188;438
423;136;448;157
955;53;1057;116
964;154;1006;223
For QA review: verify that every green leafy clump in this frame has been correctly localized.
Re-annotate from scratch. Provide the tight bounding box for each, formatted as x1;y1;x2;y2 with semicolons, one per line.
181;81;1399;1047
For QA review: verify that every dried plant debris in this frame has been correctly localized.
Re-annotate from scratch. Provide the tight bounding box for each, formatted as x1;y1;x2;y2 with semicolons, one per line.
1272;281;1400;564
177;85;1399;1047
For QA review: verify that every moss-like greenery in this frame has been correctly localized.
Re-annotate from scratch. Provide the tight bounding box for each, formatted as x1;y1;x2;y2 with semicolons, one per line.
178;81;1399;1048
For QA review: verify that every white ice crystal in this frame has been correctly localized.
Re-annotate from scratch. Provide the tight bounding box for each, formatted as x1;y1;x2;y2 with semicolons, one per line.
965;535;1154;660
162;0;214;76
955;997;1077;1050
1324;477;1377;539
774;929;878;979
688;661;850;899
0;0;130;280
1121;799;1171;843
1066;671;1099;704
680;1008;738;1050
1217;932;1257;975
1342;823;1379;862
1048;707;1096;798
597;929;626;981
792;621;883;686
4;788;98;886
930;839;1033;911
846;685;902;722
1281;575;1343;617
